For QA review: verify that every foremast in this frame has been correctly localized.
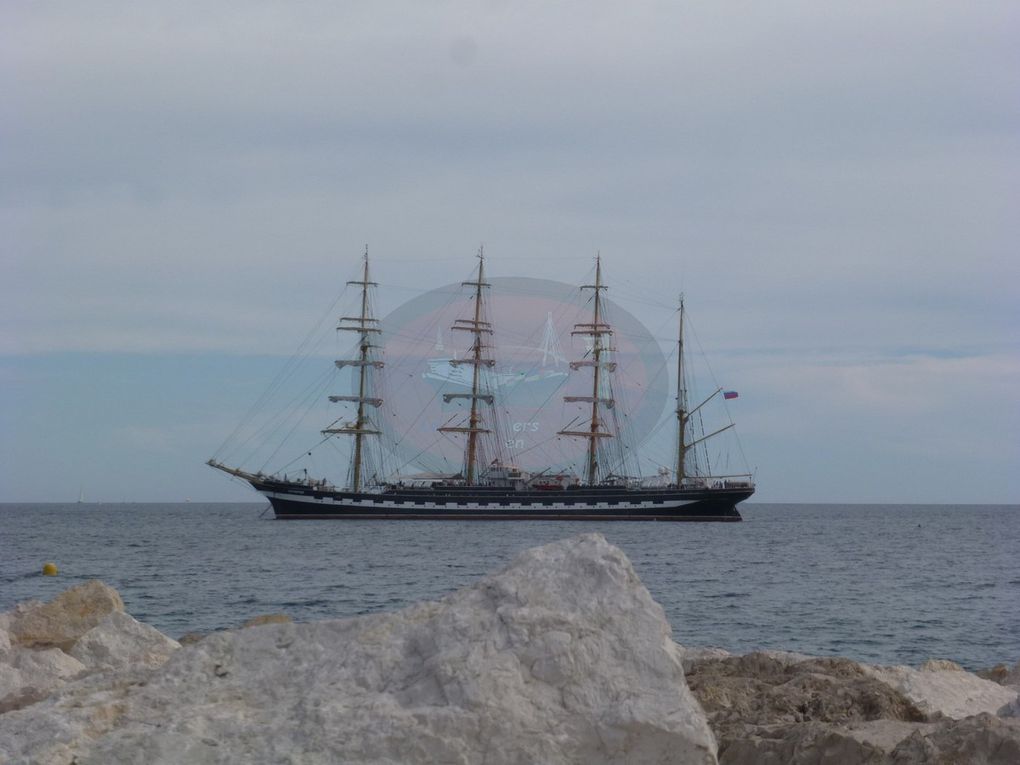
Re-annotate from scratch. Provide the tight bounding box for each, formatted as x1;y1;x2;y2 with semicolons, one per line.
324;249;384;492
559;255;615;485
438;249;496;485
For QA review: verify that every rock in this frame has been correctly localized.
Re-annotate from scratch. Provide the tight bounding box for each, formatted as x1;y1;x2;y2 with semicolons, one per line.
681;646;733;671
0;534;719;764
690;652;1020;764
241;614;293;629
687;652;925;762
0;663;23;709
8;581;124;651
69;611;180;672
0;589;177;715
718;721;892;765
717;718;1020;765
176;632;206;646
863;663;1020;720
890;713;1020;764
757;649;817;666
999;695;1020;719
919;658;963;672
0;602;36;644
843;718;938;752
6;646;86;684
0;647;86;713
689;653;927;726
976;664;1010;684
1005;660;1020;687
681;646;814;674
841;718;1020;763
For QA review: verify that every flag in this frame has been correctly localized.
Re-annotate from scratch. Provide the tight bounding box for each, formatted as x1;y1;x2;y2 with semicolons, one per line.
723;391;739;400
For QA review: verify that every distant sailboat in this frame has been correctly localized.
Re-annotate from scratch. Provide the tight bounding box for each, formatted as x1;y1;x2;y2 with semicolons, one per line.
77;486;84;504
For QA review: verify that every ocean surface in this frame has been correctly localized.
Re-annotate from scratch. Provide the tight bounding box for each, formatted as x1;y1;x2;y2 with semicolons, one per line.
2;503;1017;671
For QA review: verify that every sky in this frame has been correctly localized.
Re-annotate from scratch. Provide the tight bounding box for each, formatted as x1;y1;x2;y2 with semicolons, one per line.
2;0;1018;503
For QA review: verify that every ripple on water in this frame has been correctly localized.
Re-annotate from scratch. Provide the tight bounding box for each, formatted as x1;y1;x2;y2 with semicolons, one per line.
0;503;1018;668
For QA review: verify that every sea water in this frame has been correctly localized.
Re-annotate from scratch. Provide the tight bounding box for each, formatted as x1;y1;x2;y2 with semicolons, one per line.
2;503;1017;670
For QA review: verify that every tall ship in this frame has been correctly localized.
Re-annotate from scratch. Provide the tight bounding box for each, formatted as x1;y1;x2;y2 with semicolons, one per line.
208;251;754;520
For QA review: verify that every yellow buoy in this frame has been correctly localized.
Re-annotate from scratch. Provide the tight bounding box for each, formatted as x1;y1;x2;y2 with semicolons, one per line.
42;562;58;576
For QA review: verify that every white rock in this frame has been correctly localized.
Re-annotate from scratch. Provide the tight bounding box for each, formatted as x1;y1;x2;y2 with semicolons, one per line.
1000;695;1020;719
69;611;180;672
240;614;292;629
681;646;732;671
0;534;719;764
1005;660;1020;687
757;648;816;666
0;662;23;702
8;581;124;651
0;646;86;713
864;664;1020;719
681;647;815;674
8;646;86;681
843;718;938;751
0;605;29;632
0;605;178;715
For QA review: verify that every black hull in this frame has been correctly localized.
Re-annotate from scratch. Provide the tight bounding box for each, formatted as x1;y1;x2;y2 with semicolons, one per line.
250;480;750;521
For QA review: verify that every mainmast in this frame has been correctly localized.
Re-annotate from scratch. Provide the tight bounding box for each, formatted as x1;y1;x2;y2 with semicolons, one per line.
324;249;383;492
675;296;688;486
559;255;615;485
438;248;494;485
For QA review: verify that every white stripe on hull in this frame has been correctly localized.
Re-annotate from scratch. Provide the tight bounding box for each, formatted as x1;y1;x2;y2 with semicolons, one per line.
265;491;696;512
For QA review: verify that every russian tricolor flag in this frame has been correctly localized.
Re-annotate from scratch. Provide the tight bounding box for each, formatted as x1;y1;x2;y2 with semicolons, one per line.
723;391;739;400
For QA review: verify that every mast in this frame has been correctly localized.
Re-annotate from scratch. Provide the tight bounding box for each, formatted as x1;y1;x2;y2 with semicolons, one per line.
438;248;493;484
559;255;614;485
675;295;687;486
324;248;383;492
673;298;736;485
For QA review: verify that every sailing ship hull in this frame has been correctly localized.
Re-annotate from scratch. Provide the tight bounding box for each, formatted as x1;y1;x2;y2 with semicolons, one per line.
250;479;750;521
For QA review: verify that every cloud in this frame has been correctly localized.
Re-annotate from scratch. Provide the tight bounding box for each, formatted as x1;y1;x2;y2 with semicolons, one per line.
734;350;1020;501
1;1;1017;500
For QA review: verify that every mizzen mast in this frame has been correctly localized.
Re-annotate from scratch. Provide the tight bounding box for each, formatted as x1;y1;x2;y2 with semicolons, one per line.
323;248;383;491
438;248;494;485
559;255;615;486
673;296;735;485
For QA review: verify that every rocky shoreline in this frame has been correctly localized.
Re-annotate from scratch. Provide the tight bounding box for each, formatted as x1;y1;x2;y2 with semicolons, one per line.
2;534;1017;764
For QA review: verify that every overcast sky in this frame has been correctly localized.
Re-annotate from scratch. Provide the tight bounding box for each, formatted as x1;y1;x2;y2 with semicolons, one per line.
2;1;1017;503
